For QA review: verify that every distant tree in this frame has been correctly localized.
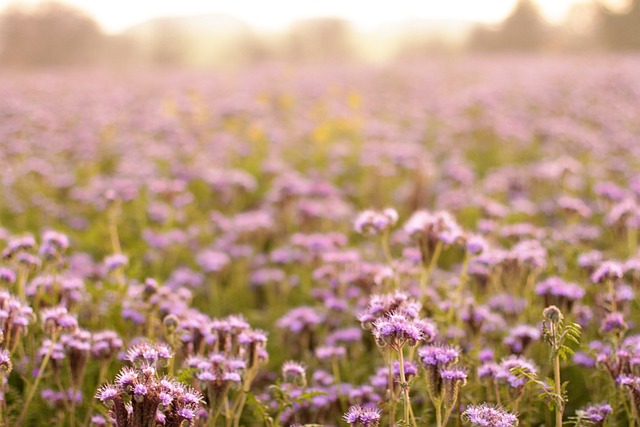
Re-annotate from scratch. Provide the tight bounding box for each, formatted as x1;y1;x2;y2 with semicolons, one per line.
0;1;105;66
147;18;190;66
467;25;503;52
499;0;548;50
560;2;600;52
285;17;354;62
467;0;548;52
597;0;640;50
232;31;275;65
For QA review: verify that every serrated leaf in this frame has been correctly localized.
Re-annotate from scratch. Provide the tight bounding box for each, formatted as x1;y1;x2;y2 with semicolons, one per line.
296;390;327;404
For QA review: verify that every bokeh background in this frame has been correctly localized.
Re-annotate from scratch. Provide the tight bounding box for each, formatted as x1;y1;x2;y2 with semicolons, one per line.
0;0;638;69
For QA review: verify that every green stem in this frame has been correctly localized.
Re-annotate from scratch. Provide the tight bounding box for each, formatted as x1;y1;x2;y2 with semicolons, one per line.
409;401;418;427
493;380;502;406
442;406;454;427
607;278;617;312
387;349;396;427
231;366;258;427
108;205;122;255
449;253;469;337
398;347;410;426
553;325;563;427
17;331;59;425
421;241;443;298
16;266;27;302
380;231;399;290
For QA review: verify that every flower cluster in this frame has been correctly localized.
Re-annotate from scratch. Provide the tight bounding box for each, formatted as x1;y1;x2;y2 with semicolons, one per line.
96;364;204;427
462;404;519;427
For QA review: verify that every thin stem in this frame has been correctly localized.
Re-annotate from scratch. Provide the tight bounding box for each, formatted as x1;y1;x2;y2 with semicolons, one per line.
16;266;27;302
231;366;259;427
435;400;443;427
386;348;396;427
108;205;122;255
83;361;111;427
493;380;502;406
409;401;418;427
607;278;617;313
17;331;59;425
628;227;638;257
332;358;347;413
552;324;563;427
380;230;399;290
398;347;410;426
421;241;443;299
450;253;470;337
442;405;455;427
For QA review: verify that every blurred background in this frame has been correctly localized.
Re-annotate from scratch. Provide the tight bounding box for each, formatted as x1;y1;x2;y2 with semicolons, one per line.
0;0;638;68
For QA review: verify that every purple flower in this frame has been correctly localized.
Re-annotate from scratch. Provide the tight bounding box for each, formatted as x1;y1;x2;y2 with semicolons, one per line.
343;404;381;426
315;345;346;360
462;403;519;427
0;349;11;373
600;312;628;334
372;312;424;349
440;367;467;409
576;403;612;426
40;306;78;333
133;383;148;398
496;356;538;389
282;361;306;385
95;385;119;403
535;277;585;307
354;209;398;235
591;261;624;284
196;249;230;273
104;254;128;272
503;324;540;355
465;235;488;255
419;344;460;367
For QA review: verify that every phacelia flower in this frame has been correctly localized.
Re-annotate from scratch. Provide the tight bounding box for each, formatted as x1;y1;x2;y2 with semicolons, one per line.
343;404;381;427
462;403;519;427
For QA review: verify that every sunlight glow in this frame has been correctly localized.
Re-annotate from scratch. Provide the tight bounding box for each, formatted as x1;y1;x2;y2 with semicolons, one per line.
2;0;586;32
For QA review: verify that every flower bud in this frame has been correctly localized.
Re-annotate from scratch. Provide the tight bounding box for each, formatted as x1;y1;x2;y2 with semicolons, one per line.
542;305;563;324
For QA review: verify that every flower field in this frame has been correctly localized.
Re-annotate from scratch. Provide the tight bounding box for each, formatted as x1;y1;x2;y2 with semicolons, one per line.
1;57;640;426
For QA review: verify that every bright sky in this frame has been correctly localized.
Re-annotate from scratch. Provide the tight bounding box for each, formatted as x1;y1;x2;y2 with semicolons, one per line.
3;0;586;33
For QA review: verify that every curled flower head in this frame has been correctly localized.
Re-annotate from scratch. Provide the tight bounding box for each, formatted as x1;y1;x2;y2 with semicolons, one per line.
542;305;563;324
440;367;468;410
419;344;461;401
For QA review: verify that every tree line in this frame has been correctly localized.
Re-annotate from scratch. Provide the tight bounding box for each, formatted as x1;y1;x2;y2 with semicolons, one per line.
0;0;638;67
